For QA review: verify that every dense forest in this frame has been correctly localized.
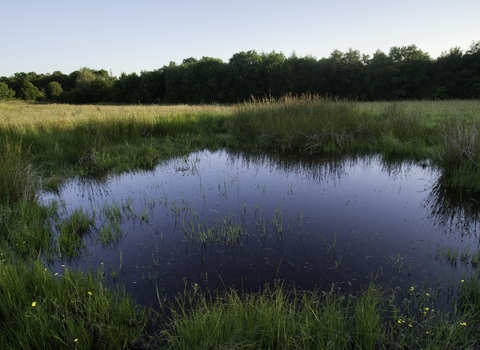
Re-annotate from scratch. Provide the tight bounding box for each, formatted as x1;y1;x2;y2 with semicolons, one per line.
1;42;479;104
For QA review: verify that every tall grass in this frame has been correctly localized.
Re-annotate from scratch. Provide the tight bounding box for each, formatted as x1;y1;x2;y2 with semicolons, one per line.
162;284;355;349
0;137;42;206
434;117;480;191
226;96;439;157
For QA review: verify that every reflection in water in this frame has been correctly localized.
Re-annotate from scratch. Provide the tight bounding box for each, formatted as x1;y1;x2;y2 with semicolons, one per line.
423;178;480;236
42;150;480;309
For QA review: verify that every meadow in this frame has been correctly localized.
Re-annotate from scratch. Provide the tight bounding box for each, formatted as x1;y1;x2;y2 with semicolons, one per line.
1;98;480;349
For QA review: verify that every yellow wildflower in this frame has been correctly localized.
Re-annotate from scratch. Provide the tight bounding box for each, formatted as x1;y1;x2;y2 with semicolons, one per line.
461;279;465;283
410;286;415;292
74;339;78;342
31;301;37;307
460;322;467;326
88;291;93;296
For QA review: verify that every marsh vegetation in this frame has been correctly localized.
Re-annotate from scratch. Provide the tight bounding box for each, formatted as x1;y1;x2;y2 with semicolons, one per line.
1;98;480;349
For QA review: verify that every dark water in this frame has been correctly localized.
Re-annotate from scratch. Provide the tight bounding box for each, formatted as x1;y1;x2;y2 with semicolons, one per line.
42;150;480;307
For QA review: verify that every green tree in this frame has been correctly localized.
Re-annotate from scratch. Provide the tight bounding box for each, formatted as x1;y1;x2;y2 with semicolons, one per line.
46;81;63;99
227;50;263;101
463;40;480;98
363;50;396;100
0;81;15;100
259;51;286;97
283;53;317;94
136;69;165;104
388;45;433;99
188;57;227;103
21;80;43;100
64;67;115;103
75;67;97;90
111;72;141;103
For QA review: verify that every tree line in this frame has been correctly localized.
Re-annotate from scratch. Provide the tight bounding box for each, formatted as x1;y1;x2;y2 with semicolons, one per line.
1;42;479;104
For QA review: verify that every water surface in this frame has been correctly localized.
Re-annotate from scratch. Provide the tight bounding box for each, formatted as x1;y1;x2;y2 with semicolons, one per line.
43;150;480;307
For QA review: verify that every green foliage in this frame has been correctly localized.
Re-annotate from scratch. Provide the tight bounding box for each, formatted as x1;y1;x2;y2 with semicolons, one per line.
0;81;15;100
64;67;116;103
3;40;480;103
21;80;44;101
46;81;63;99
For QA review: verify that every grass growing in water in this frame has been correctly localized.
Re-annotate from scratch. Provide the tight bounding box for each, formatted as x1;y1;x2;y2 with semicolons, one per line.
56;208;94;259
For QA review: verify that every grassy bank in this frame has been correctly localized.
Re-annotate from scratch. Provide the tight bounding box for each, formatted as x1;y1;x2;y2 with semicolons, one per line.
1;98;480;348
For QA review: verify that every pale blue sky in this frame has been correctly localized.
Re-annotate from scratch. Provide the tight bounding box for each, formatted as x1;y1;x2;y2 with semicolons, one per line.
1;0;478;77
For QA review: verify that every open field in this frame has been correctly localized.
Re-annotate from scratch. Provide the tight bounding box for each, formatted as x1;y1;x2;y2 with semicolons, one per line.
1;98;480;349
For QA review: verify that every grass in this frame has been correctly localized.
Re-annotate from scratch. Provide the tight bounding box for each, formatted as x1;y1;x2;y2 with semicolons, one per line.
0;102;231;180
162;283;358;349
1;98;480;348
0;260;152;349
160;281;480;349
56;207;94;259
0;137;42;206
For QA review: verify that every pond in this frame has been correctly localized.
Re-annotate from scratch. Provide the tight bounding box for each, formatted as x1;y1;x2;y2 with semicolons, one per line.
42;150;480;308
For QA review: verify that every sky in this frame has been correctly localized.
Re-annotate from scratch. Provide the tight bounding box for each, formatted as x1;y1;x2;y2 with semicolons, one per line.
1;0;479;77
